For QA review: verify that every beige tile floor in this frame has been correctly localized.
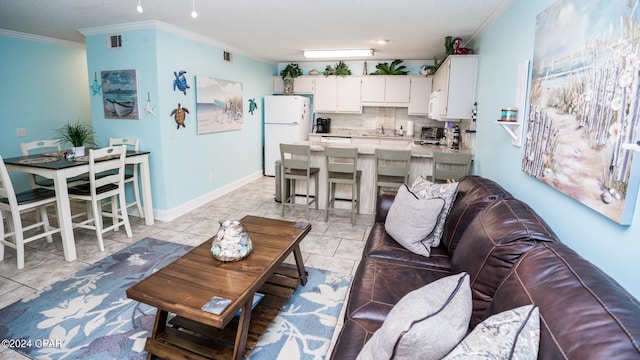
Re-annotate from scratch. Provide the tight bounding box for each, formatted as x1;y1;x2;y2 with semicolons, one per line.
0;176;372;359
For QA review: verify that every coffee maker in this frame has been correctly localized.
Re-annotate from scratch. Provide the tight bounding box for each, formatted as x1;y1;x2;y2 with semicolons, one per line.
315;117;331;133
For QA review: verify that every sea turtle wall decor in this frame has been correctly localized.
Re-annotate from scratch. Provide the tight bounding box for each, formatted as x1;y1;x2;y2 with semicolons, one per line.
248;98;257;115
173;70;190;95
171;102;189;129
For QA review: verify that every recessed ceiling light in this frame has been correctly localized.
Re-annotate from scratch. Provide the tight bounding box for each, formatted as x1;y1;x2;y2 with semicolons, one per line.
375;39;389;45
302;49;374;59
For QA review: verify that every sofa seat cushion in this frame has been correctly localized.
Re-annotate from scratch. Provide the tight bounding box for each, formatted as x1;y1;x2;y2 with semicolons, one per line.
442;175;513;254
364;223;452;270
345;257;452;328
331;319;373;360
451;198;560;327
356;273;471;360
486;243;640;359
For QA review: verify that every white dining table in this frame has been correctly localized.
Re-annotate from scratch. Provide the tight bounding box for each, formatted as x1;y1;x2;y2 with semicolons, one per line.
3;150;154;262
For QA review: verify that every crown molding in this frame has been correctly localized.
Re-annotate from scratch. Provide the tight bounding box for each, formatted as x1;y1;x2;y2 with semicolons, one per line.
467;0;514;45
79;20;267;62
0;29;84;48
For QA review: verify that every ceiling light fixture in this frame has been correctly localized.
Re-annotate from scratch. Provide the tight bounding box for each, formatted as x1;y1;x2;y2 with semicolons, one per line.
302;49;374;59
375;39;388;45
191;0;198;18
136;0;143;13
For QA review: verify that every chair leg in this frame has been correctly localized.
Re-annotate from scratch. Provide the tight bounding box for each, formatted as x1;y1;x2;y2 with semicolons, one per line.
132;177;144;218
351;182;356;225
91;199;105;252
39;206;53;243
305;178;310;219
356;180;361;215
0;214;5;262
11;215;25;269
325;179;330;222
281;178;287;217
314;175;319;210
118;191;133;237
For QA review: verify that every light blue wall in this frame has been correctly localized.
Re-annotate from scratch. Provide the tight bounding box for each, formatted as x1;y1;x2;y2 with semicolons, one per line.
0;35;90;190
473;0;640;299
85;27;273;211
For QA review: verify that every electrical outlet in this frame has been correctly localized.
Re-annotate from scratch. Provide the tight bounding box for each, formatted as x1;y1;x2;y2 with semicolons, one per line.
169;130;174;140
16;128;26;137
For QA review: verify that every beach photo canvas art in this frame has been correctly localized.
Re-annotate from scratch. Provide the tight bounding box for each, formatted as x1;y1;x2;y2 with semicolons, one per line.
522;0;640;224
196;76;244;134
101;69;139;120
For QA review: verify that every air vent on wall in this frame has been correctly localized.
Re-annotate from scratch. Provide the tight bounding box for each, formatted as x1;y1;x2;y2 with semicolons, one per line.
108;35;122;49
223;51;232;63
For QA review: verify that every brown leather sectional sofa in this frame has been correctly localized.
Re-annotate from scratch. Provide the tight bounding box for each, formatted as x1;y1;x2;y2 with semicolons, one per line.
330;176;640;359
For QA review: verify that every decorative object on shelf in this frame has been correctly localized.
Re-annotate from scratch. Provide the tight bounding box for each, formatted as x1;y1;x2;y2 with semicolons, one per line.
280;63;303;95
421;57;444;76
309;69;318;76
143;92;156;116
323;61;352;77
248;98;257;115
210;219;253;262
101;69;139;119
195;75;244;133
468;102;477;132
445;36;455;56
500;108;518;122
453;38;473;54
173;70;190;95
370;59;409;75
55;121;96;157
363;61;368;75
171;102;189;129
90;72;101;96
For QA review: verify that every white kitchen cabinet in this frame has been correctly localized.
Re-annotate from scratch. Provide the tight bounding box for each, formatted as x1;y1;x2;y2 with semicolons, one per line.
314;76;362;113
272;76;315;94
431;55;478;120
361;76;411;106
408;76;433;115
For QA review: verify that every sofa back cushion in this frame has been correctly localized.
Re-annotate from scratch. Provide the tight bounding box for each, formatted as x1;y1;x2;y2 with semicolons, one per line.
486;243;640;359
442;176;513;255
451;198;559;327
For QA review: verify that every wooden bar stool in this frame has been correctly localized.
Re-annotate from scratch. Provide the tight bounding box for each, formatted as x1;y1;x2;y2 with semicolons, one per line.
324;147;361;224
374;148;411;211
280;144;319;219
432;152;472;183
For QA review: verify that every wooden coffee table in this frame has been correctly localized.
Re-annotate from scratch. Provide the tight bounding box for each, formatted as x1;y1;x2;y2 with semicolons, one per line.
126;215;311;360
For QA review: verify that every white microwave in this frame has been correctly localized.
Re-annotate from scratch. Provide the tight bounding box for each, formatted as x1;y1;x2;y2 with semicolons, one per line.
428;90;441;120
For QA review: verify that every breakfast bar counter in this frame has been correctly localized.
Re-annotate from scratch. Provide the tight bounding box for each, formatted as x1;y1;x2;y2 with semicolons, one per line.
291;140;473;215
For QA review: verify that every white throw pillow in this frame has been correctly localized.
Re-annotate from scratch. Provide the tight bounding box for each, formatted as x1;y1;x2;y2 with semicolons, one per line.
410;176;459;248
442;305;540;360
384;185;445;256
356;273;472;360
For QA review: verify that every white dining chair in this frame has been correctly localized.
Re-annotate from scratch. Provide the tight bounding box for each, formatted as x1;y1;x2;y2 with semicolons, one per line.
109;137;144;218
0;155;61;269
67;145;132;252
20;139;62;189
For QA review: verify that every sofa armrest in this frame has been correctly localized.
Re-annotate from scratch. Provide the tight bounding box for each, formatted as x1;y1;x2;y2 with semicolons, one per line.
375;192;396;223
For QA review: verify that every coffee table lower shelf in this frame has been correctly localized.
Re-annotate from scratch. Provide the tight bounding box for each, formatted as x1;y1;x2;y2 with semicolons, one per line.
145;264;307;360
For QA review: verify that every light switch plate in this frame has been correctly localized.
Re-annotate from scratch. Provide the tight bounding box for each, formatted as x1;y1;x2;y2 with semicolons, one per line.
16;128;26;137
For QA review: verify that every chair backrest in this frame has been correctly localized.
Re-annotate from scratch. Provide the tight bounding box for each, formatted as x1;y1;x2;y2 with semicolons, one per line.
432;152;472;183
0;155;19;209
375;149;411;179
109;137;139;151
87;146;127;196
20;140;61;156
280;144;311;174
325;147;358;178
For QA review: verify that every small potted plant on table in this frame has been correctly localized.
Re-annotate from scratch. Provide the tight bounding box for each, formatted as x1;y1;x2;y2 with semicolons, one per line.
56;121;96;156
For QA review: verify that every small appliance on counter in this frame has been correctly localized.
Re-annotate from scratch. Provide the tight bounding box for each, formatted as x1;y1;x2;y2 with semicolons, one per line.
315;117;331;133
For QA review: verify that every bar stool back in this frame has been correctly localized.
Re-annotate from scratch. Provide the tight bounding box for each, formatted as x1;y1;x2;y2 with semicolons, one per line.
280;144;319;219
432;152;472;183
324;147;361;224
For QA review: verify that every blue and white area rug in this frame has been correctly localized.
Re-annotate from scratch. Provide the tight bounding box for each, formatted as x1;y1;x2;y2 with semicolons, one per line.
0;238;351;360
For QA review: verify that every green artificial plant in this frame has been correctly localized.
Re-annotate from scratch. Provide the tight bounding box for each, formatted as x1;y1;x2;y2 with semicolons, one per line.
370;59;409;75
280;63;303;79
56;121;96;147
323;61;352;77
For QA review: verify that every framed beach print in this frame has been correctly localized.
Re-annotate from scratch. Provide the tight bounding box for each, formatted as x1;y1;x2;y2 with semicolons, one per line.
195;76;244;134
101;69;139;120
522;0;640;224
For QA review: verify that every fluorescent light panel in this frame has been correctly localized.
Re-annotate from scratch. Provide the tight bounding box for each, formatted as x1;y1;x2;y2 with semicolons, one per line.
303;49;374;58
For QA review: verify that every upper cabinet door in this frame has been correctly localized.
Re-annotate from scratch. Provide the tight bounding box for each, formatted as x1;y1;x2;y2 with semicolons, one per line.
384;76;411;103
337;76;362;113
408;76;433;115
361;76;386;102
314;77;338;112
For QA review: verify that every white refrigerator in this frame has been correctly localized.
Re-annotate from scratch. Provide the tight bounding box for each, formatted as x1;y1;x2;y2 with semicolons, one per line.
263;96;311;176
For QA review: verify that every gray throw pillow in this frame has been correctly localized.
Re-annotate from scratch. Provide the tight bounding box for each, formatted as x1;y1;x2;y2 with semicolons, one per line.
384;185;445;256
356;272;472;360
410;176;459;248
442;305;540;360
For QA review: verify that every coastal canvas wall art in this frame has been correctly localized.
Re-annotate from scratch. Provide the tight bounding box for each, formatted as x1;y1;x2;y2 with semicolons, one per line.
195;76;244;134
101;69;139;120
522;0;640;224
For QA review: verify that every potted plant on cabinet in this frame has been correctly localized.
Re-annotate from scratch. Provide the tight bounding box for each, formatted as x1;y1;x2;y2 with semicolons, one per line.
56;121;96;156
370;59;409;75
280;63;303;95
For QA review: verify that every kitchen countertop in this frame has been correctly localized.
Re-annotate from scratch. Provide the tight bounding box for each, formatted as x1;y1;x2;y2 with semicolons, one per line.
298;140;473;158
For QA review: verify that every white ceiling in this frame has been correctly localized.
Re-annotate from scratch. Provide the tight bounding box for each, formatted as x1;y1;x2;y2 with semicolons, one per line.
0;0;512;62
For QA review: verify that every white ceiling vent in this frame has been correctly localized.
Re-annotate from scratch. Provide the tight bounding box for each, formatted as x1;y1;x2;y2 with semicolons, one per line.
107;35;122;49
223;51;232;63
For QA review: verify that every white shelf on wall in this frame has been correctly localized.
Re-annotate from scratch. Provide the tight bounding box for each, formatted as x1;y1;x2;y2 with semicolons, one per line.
496;120;523;147
622;143;640;152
